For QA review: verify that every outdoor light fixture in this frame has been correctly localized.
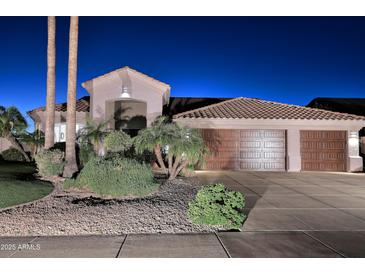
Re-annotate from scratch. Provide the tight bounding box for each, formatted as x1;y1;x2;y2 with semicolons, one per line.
120;69;132;99
349;131;359;147
120;86;131;98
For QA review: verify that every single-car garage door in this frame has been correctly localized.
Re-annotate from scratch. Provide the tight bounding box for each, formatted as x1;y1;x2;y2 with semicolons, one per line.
300;130;347;171
200;129;286;171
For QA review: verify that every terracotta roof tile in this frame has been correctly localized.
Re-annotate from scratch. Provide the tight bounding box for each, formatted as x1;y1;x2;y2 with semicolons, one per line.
173;97;365;121
28;96;90;114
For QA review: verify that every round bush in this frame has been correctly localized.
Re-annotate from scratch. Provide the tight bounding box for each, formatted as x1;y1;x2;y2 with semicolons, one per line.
188;183;245;230
64;156;159;198
34;149;65;177
104;130;132;153
1;148;26;162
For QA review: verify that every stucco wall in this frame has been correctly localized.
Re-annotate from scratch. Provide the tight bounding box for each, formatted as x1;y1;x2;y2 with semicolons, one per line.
83;69;168;126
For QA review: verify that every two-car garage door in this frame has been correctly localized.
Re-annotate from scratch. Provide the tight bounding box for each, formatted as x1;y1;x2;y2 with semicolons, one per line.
201;129;286;171
200;129;347;172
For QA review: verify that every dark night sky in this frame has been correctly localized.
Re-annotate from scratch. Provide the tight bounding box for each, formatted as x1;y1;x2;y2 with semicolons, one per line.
1;17;365;128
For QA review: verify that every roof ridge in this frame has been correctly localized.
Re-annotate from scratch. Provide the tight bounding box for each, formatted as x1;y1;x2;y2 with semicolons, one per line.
82;66;170;89
172;97;243;118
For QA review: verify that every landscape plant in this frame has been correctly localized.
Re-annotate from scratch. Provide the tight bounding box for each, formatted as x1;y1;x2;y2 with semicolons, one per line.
134;116;207;180
1;148;26;162
0;106;30;161
34;149;65;177
19;129;45;157
104;130;132;153
64;156;158;197
78;142;96;167
78;118;109;156
188;183;245;230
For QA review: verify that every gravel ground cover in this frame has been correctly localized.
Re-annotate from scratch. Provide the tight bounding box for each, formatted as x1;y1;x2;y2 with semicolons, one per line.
0;178;222;236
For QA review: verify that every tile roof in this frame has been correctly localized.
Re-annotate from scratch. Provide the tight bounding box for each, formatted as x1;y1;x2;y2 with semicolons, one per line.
28;96;90;114
173;97;365;121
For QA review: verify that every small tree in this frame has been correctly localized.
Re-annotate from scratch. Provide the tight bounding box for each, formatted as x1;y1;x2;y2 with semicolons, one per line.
133;116;171;173
19;129;45;157
166;126;206;180
134;116;206;180
0;106;31;161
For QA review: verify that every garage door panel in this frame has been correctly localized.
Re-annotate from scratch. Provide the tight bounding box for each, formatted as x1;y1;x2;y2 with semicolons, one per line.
240;141;261;148
300;130;347;172
264;151;286;158
205;159;238;170
201;129;286;171
264;140;285;148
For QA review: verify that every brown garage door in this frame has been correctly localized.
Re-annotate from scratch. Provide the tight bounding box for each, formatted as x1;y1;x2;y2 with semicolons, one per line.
200;129;286;171
300;130;347;171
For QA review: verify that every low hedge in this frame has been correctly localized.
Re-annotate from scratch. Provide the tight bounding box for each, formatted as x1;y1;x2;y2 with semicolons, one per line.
34;149;65;177
188;183;245;230
64;156;159;198
1;148;26;162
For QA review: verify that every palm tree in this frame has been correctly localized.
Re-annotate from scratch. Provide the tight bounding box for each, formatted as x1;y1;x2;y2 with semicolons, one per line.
133;116;171;174
0;106;31;161
63;16;79;178
44;16;56;149
134;116;206;179
19;129;45;157
78;118;109;156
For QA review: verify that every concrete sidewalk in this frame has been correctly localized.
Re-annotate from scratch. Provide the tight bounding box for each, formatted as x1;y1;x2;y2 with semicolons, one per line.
1;231;365;258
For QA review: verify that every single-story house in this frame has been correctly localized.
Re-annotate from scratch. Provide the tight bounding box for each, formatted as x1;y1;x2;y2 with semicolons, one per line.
16;67;365;172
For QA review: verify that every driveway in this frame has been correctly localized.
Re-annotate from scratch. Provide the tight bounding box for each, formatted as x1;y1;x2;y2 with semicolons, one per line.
1;171;365;258
197;170;365;257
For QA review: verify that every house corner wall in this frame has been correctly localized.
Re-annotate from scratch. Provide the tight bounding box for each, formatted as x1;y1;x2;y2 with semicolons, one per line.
286;128;301;172
347;130;363;172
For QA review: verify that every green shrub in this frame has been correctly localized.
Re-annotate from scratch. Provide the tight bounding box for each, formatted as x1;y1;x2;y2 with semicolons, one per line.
188;183;245;230
104;130;132;153
79;143;96;167
1;148;26;162
64;156;159;197
34;149;65;177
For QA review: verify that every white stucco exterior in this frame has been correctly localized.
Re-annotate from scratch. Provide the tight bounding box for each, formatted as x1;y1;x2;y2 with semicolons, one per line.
82;67;170;127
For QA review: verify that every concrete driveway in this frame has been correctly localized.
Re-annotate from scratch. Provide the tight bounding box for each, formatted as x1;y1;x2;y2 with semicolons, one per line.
197;170;365;257
1;171;365;258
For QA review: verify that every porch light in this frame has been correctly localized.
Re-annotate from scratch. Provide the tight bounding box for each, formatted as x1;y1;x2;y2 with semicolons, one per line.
120;69;132;98
120;86;131;98
349;131;359;147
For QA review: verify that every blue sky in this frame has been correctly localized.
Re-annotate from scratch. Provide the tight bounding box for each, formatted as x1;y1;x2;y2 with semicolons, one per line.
0;17;365;130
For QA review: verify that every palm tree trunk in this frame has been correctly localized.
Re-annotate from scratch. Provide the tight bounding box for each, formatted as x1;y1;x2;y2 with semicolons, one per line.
154;144;167;173
44;16;56;149
6;133;31;162
63;16;79;178
168;155;182;180
172;160;189;180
